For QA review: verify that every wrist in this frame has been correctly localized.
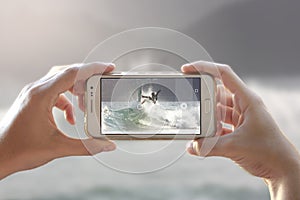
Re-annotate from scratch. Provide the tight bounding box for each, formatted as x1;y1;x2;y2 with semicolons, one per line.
266;160;300;200
0;148;16;180
0;154;16;180
0;132;23;180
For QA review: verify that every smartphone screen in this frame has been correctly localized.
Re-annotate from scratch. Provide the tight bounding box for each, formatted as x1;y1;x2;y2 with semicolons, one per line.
100;77;201;135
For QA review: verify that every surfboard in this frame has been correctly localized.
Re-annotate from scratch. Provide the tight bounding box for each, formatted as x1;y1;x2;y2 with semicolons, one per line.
138;86;142;102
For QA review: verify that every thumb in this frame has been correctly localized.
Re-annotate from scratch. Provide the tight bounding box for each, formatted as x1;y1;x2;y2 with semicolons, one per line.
58;136;116;157
187;134;234;157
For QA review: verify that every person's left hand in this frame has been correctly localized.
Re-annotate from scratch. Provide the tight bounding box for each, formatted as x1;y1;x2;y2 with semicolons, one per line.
0;62;116;179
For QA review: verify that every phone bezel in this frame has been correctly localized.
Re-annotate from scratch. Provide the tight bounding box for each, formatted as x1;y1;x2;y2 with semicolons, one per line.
85;73;216;140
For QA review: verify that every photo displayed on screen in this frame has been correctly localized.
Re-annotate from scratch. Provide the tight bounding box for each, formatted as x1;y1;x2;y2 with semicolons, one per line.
101;78;201;134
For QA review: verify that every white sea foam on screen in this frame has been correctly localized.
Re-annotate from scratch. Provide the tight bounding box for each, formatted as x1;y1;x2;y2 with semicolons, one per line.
102;101;200;133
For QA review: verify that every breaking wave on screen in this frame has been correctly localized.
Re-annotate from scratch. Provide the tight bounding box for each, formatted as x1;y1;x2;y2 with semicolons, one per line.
102;101;200;133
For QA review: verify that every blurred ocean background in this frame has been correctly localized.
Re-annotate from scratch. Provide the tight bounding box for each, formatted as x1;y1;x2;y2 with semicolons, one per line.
1;0;300;199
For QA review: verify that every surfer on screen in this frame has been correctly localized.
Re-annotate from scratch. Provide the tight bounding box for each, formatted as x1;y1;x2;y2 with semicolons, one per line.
141;89;161;104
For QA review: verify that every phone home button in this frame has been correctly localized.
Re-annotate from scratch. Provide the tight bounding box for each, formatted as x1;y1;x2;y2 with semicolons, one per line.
204;99;211;114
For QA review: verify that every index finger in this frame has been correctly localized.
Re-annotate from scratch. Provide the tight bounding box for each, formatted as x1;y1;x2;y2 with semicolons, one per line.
181;61;249;101
50;62;115;95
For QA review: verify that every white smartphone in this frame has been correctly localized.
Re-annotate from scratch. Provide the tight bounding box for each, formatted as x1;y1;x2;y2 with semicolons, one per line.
84;72;216;140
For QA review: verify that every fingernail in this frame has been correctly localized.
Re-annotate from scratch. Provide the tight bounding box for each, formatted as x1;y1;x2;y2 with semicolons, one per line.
181;64;190;69
186;141;196;155
181;64;193;72
103;144;116;152
186;141;193;149
192;141;198;154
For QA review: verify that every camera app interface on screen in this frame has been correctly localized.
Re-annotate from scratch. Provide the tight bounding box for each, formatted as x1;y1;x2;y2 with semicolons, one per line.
101;77;201;134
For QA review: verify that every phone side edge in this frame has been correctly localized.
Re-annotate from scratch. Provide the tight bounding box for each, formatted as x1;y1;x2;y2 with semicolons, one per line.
201;74;217;137
84;75;101;138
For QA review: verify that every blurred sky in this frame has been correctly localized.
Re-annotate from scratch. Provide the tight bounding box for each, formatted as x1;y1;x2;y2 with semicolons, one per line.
0;1;300;199
1;0;300;108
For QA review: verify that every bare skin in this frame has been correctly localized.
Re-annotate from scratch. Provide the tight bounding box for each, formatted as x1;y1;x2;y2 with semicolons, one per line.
182;61;300;200
0;62;116;180
1;60;299;200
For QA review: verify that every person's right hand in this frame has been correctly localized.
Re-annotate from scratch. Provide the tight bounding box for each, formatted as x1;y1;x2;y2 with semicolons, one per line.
182;61;300;200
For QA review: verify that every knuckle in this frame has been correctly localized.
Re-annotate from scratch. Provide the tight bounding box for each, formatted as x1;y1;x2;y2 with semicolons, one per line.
24;81;49;100
221;64;232;73
249;92;265;107
27;84;41;98
218;64;233;77
64;66;79;76
48;65;65;76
